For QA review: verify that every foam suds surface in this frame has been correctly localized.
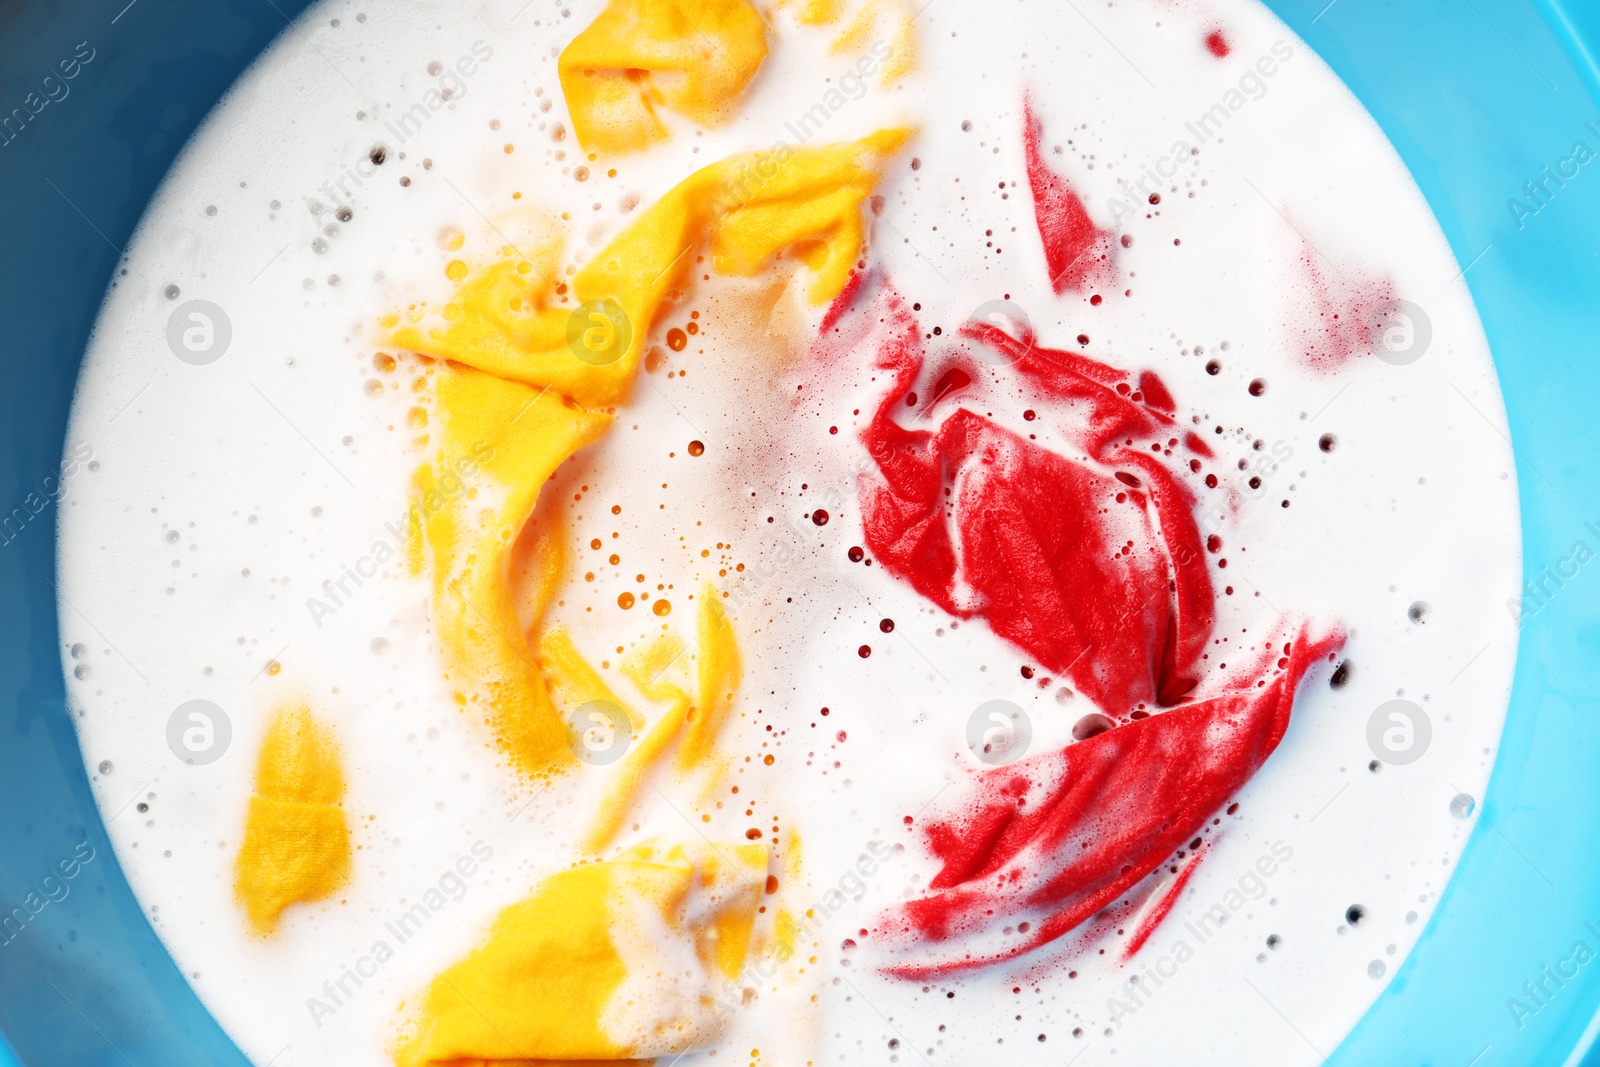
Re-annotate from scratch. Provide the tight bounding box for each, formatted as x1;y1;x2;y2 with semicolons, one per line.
59;0;1519;1063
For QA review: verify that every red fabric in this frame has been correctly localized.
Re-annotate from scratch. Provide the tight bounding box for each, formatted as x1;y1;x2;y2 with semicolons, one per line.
817;272;1342;972
881;631;1341;977
1023;94;1115;293
855;286;1213;715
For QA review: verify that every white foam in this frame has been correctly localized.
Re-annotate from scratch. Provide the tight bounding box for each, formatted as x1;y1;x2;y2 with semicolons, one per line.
58;0;1519;1063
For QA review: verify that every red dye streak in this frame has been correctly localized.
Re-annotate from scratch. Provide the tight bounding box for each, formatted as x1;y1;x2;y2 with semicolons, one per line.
1122;843;1208;958
1295;241;1397;373
1023;95;1115;294
816;273;1345;974
1013;894;1152;987
1205;30;1231;58
820;268;869;335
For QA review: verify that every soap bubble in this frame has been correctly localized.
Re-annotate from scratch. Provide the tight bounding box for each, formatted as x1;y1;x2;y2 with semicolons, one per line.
1449;793;1476;819
1072;713;1114;741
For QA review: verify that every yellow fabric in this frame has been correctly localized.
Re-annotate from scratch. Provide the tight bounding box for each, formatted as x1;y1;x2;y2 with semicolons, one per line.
389;131;908;781
559;0;770;154
391;842;767;1067
539;628;646;734
579;635;689;854
412;370;611;780
831;0;917;82
511;510;572;642
780;0;847;25
679;593;741;772
577;588;740;853
386;129;903;1067
618;630;690;711
234;702;351;935
390;128;908;410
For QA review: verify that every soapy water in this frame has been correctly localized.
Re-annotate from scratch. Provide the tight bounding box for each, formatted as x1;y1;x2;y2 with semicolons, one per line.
57;0;1519;1063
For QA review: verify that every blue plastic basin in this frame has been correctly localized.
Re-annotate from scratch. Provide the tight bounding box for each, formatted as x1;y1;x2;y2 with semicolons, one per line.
1;0;1597;1063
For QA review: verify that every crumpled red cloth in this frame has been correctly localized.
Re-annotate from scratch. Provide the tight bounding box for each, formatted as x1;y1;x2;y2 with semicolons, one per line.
852;278;1214;716
820;272;1342;974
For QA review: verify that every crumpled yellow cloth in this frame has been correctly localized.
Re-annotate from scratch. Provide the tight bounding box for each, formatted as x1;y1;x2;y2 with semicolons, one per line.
559;0;770;154
391;841;767;1066
388;129;909;781
392;127;908;410
403;370;610;782
233;702;350;935
539;588;743;854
